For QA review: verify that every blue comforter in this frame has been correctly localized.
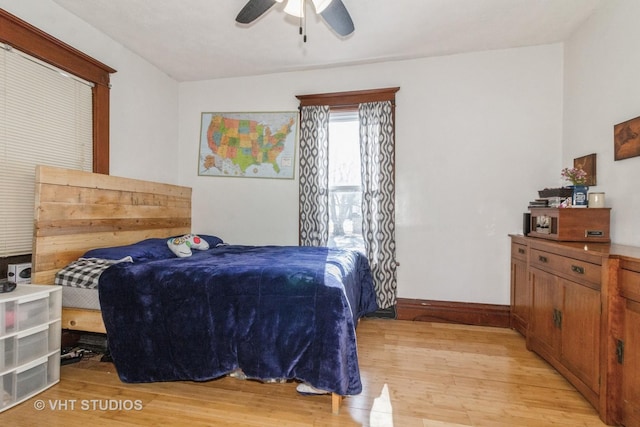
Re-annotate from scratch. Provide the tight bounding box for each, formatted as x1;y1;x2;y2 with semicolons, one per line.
98;245;378;396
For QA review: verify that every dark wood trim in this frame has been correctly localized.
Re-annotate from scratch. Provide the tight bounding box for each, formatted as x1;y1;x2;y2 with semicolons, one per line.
93;84;111;174
510;314;527;336
0;9;115;85
296;87;400;109
0;9;116;174
396;298;511;328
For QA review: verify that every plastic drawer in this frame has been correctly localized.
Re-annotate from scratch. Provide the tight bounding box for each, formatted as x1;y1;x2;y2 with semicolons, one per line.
1;371;15;410
0;285;61;413
16;325;48;366
47;352;60;385
48;320;61;353
48;289;62;321
0;335;16;372
16;357;47;401
0;302;4;336
0;301;17;336
16;296;48;332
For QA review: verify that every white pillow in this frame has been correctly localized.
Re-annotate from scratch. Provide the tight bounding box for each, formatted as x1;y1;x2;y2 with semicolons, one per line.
167;234;210;258
186;234;210;250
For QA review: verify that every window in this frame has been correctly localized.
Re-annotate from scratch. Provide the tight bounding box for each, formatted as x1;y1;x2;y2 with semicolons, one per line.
0;46;93;256
327;111;364;252
0;10;115;260
297;87;399;309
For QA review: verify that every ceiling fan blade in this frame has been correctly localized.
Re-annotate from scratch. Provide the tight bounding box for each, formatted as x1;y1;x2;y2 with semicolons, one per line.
236;0;278;24
320;0;354;36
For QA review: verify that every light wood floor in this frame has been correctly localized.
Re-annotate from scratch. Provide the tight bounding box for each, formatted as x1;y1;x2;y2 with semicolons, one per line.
2;319;608;426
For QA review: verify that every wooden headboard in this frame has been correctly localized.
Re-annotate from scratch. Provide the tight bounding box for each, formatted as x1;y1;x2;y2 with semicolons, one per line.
32;165;192;332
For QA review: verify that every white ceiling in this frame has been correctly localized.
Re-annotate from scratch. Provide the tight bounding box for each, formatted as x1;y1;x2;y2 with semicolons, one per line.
53;0;604;82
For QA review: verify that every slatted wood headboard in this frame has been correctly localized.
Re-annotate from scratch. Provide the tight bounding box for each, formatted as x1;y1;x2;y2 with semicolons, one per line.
32;165;192;333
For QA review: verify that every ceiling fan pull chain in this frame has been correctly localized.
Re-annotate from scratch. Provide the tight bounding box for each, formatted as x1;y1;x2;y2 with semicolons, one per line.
303;0;308;42
297;0;306;42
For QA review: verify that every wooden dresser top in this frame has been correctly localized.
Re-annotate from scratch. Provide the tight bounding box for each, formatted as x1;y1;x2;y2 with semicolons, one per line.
510;233;640;262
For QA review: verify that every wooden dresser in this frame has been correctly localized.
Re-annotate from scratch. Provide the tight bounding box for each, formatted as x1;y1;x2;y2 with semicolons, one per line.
618;253;640;426
509;235;640;426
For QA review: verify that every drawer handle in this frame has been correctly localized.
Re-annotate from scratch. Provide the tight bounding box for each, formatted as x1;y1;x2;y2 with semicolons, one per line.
538;255;548;263
552;308;563;329
518;248;525;254
616;340;625;364
571;265;585;275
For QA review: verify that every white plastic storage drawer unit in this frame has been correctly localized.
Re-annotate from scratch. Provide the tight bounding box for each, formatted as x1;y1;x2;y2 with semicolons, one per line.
0;284;61;412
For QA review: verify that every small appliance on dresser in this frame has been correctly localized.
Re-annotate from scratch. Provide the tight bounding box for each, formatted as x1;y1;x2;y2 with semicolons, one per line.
527;207;611;242
7;263;31;284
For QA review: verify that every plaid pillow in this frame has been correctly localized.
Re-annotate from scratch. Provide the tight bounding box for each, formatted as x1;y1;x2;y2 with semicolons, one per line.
54;257;132;289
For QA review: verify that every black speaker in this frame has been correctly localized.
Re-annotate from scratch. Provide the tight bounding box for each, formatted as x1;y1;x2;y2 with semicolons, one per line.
523;213;531;236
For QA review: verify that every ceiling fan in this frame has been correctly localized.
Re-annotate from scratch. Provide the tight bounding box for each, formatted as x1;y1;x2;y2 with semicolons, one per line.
236;0;355;38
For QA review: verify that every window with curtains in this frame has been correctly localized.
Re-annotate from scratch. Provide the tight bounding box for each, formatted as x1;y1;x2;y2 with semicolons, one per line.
0;10;115;264
296;87;399;311
328;111;364;252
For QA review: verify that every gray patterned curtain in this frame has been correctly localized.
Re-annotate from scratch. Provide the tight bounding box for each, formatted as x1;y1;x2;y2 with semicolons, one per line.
359;101;397;309
298;105;330;246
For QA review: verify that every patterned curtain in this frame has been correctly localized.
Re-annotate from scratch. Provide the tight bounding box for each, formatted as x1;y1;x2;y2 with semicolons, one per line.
358;101;397;309
298;105;330;246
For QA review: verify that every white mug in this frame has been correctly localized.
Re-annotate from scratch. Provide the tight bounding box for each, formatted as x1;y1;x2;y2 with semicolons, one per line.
588;192;605;208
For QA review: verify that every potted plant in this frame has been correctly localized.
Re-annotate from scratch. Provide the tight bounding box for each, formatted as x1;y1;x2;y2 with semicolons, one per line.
561;167;588;207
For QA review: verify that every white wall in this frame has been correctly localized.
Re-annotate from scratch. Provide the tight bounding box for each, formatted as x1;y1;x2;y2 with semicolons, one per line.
2;2;567;305
563;0;640;246
0;0;180;184
179;44;563;305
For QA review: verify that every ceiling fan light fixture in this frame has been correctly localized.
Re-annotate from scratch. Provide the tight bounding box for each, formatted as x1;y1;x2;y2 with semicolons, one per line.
236;0;353;37
283;0;304;18
311;0;332;14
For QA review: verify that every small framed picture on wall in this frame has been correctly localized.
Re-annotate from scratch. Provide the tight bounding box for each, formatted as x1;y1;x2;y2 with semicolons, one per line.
574;153;596;186
614;115;640;161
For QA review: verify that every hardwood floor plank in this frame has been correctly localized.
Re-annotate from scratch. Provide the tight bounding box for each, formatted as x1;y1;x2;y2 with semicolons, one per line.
1;319;608;426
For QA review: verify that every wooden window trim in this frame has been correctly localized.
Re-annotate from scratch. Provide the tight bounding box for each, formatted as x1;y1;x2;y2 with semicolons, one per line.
0;9;117;174
296;87;399;143
296;87;399;111
296;87;399;146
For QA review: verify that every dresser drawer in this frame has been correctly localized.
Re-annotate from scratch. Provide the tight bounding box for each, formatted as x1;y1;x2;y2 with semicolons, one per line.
530;248;601;288
511;242;528;262
620;262;640;303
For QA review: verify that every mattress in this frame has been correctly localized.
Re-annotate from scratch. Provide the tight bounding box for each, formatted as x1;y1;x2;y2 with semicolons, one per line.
55;256;133;311
60;286;101;310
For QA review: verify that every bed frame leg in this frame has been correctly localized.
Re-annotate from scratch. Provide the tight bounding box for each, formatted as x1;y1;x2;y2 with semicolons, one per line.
331;393;343;414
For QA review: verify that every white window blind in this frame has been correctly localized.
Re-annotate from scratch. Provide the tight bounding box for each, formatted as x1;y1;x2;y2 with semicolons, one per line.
0;44;93;257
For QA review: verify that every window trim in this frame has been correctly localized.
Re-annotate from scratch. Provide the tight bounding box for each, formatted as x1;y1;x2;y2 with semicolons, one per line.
296;86;399;174
0;9;116;173
296;87;399;111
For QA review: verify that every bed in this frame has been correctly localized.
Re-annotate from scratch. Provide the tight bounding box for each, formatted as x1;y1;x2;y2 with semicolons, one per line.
32;165;378;413
32;165;193;333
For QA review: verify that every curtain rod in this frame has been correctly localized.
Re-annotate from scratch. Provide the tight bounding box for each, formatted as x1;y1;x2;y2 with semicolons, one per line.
297;101;395;112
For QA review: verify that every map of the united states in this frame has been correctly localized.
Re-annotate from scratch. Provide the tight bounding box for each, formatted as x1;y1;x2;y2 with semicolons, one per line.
201;114;296;177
